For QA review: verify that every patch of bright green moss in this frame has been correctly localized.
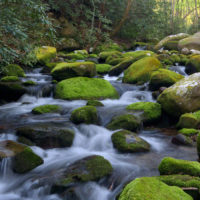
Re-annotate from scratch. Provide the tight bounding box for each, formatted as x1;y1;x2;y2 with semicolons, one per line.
0;76;19;82
55;77;119;100
32;105;60;114
99;51;122;61
86;100;104;107
178;128;199;136
96;64;112;74
23;80;36;86
2;64;25;77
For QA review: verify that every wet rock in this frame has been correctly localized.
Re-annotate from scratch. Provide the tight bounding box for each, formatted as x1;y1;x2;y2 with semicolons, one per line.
171;134;194;146
32;104;61;114
51;155;113;193
119;177;192;200
106;114;141;132
99;51;122;62
1;64;25;77
159;157;200;176
96;64;112;75
70;106;98;125
16;126;75;149
0;76;19;82
55;77;119;100
111;130;150;153
0;140;43;173
186;55;200;73
86;100;104;107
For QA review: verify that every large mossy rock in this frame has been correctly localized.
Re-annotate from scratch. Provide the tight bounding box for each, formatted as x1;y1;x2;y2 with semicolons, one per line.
0;140;43;173
86;100;104;107
126;102;161;124
99;51;122;61
0;82;26;102
55;77;119;100
16;126;74;149
51;62;96;81
177;110;200;129
122;50;155;58
154;33;190;50
1;64;25;77
96;64;112;75
149;69;184;90
32;104;61;114
111;130;150;153
106;114;140;131
70;106;98;124
187;55;200;72
178;32;200;52
51;155;113;193
157;73;200;117
118;177;192;200
0;76;19;82
95;42;123;54
123;57;162;84
159;157;200;176
179;128;199;136
35;46;57;64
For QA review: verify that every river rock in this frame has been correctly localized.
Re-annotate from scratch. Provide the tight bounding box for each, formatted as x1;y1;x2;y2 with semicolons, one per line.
70;106;98;124
0;76;19;82
186;55;200;73
123;57;162;84
178;32;200;52
0;140;43;173
154;33;189;50
86;100;104;107
51;155;113;193
99;51;122;62
106;114;140;131
126;102;161;124
96;64;112;75
157;73;200;117
16;125;75;149
55;77;119;100
149;69;184;90
51;62;96;81
32;104;61;114
159;157;200;176
111;130;150;153
1;64;25;77
118;177;192;200
171;134;194;146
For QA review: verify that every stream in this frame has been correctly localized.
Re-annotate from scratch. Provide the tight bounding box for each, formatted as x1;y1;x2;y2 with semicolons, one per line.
0;61;197;200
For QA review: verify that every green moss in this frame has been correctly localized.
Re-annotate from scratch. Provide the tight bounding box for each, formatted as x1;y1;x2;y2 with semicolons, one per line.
159;157;200;176
107;114;140;131
122;50;155;58
126;102;161;124
35;46;57;64
99;51;122;61
123;57;162;84
70;106;98;124
74;50;88;55
111;130;150;153
86;100;104;107
156;175;200;191
2;64;25;77
150;69;183;90
23;80;36;86
96;64;112;74
13;147;43;173
106;57;124;65
45;62;58;69
18;136;35;146
177;111;200;129
187;55;200;72
51;62;96;81
95;42;123;54
119;177;192;200
163;41;179;51
55;77;119;100
65;53;86;60
32;104;61;114
169;54;181;64
0;76;19;82
89;54;98;58
178;128;199;136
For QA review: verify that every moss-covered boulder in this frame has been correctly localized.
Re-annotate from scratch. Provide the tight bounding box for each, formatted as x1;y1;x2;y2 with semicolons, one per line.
86;100;104;107
106;114;140;131
122;50;155;59
0;76;19;82
150;69;184;90
55;77;119;100
163;41;179;51
105;56;124;66
1;64;25;77
177;111;200;129
178;32;200;52
179;128;199;136
16;126;74;149
0;82;26;102
119;177;192;200
123;57;162;84
126;102;161;124
159;157;200;176
187;55;200;72
32;104;61;114
157;73;200;117
99;51;122;61
70;106;98;124
154;33;190;50
51;62;96;81
51;155;113;193
23;80;36;86
171;134;194;146
64;53;86;60
96;64;112;74
95;42;123;54
111;130;150;153
0;140;43;173
35;46;57;64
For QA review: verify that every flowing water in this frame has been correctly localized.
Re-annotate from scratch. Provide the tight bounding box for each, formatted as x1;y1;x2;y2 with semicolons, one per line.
0;64;197;200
